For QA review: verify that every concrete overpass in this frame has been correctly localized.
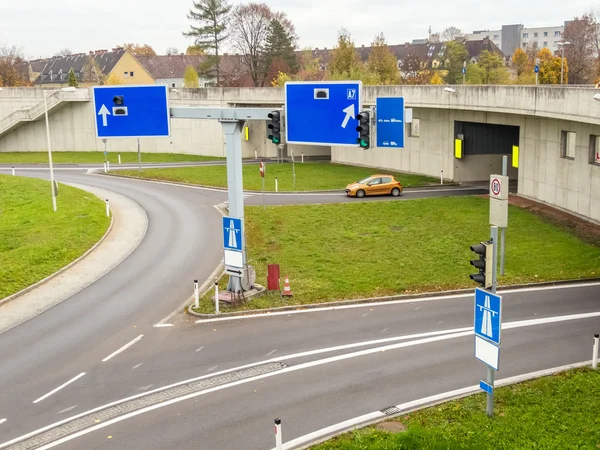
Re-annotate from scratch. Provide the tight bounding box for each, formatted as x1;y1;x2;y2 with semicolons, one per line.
1;85;599;223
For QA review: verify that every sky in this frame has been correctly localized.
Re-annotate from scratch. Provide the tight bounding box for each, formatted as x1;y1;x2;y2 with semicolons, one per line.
1;0;597;59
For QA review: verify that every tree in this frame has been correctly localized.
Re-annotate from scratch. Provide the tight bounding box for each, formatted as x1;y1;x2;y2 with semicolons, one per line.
82;56;105;84
294;48;323;81
441;26;463;42
443;40;469;84
563;14;597;84
54;48;73;57
0;45;26;86
230;3;280;86
429;71;444;84
367;33;400;84
402;52;423;84
122;43;156;56
511;48;531;76
271;70;291;87
166;47;180;55
328;28;363;78
537;47;567;84
477;50;510;84
183;65;199;87
105;73;123;85
186;45;205;55
263;18;299;83
465;63;483;84
67;68;78;87
183;0;232;86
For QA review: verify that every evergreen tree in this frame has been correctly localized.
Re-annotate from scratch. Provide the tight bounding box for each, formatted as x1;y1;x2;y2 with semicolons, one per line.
67;68;78;87
183;0;232;86
263;18;298;81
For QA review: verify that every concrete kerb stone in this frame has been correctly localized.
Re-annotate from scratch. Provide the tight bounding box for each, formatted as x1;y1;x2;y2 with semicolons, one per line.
0;182;148;335
295;360;593;450
187;277;600;319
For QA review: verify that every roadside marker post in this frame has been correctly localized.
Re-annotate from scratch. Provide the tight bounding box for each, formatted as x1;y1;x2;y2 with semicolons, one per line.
593;334;599;369
11;166;15;176
118;154;121;164
194;280;199;309
274;418;283;449
214;282;220;314
105;199;110;217
275;177;278;192
260;161;266;210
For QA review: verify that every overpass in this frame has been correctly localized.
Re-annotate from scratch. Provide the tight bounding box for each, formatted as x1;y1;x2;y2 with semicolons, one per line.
1;85;599;223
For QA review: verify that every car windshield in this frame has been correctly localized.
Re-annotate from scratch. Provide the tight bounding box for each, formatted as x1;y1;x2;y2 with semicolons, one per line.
358;177;371;184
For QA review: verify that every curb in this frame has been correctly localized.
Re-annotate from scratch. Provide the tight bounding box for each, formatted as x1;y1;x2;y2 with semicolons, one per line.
101;173;461;194
187;277;600;319
287;361;595;449
0;193;115;308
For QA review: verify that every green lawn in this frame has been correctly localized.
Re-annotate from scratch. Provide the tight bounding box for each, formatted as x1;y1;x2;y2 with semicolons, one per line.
115;162;441;191
192;196;600;314
0;151;224;164
0;175;111;299
312;368;600;449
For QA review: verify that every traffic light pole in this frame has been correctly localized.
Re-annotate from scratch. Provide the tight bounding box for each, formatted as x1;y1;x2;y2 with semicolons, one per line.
487;225;499;418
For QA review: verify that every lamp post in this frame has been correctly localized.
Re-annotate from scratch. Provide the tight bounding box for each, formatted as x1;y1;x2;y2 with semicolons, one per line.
557;41;570;85
44;86;77;211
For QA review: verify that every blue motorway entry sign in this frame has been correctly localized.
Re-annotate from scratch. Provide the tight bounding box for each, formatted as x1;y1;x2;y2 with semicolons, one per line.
284;81;362;146
376;97;405;148
474;288;502;345
92;85;170;138
222;216;243;251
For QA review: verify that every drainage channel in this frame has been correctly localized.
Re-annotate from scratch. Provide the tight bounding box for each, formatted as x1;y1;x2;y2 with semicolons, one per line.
5;362;287;449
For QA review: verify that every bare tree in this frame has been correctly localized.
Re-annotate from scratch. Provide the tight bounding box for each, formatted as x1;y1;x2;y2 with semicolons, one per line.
441;26;463;42
230;2;295;86
165;47;180;55
563;13;597;84
0;44;26;86
54;48;73;57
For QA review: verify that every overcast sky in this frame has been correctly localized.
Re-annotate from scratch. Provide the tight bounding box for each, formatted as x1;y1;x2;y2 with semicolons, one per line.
1;1;596;59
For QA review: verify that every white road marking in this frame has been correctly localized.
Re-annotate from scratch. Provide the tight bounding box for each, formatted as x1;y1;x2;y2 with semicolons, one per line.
381;328;389;333
6;310;600;449
138;385;153;391
205;365;218;373
195;346;205;352
153;324;173;328
266;349;277;356
195;281;600;324
275;360;593;450
32;373;86;404
57;406;77;415
132;363;143;370
362;313;369;317
102;335;144;362
0;419;6;425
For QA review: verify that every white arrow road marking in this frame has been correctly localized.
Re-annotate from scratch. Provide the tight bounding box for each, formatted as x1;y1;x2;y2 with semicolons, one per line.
0;419;6;425
98;104;110;127
341;104;355;128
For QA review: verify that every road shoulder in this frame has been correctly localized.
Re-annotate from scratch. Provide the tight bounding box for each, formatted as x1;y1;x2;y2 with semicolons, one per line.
0;182;148;334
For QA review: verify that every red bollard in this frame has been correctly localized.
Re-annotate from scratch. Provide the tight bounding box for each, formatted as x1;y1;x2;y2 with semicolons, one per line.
267;264;280;291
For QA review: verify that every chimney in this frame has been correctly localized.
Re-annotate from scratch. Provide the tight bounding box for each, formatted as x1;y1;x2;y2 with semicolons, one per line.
112;48;120;52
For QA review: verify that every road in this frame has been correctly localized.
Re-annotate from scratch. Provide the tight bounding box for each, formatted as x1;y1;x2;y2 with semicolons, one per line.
0;167;597;449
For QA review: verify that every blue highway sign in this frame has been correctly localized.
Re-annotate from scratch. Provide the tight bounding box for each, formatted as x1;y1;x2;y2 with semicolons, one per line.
474;288;502;345
284;81;362;146
223;216;243;251
92;85;170;138
376;97;405;148
479;380;493;394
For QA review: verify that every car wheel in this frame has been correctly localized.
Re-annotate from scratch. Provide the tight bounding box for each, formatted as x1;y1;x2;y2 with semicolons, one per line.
391;187;401;197
356;189;365;198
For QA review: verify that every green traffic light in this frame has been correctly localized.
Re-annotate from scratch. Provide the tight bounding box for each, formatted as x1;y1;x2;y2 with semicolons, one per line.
273;138;280;143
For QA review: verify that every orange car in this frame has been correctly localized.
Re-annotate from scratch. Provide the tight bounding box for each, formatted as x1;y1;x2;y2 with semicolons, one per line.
345;174;403;198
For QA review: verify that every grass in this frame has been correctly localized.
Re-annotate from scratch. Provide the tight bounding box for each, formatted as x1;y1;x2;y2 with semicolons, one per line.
0;151;224;164
311;368;600;449
114;162;441;191
0;175;111;299
192;196;600;314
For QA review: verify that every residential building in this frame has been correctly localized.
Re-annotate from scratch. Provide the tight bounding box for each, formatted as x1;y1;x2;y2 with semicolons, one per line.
27;48;154;87
136;54;209;88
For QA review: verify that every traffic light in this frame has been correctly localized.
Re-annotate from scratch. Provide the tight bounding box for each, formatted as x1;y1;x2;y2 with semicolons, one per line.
267;110;281;144
469;240;493;289
356;110;370;149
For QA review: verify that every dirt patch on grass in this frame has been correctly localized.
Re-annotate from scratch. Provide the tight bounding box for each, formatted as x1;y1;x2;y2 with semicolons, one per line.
481;194;600;247
375;421;407;433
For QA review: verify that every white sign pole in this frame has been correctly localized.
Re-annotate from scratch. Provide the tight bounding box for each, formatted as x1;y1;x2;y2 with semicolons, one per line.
500;156;508;275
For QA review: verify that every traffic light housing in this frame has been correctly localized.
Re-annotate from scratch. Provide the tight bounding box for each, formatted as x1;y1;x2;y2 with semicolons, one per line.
267;110;281;144
469;240;493;289
356;111;370;149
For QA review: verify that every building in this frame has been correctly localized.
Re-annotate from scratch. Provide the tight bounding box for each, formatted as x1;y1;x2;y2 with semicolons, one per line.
136;55;209;88
27;48;154;87
465;24;564;57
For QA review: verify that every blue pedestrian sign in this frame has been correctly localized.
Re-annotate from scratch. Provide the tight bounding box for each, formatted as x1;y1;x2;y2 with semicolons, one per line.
474;288;502;345
284;81;362;146
376;97;405;148
92;85;170;138
479;380;493;394
222;216;243;251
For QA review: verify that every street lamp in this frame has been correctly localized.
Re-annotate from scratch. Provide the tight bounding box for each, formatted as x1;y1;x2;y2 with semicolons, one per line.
557;41;571;85
44;86;77;212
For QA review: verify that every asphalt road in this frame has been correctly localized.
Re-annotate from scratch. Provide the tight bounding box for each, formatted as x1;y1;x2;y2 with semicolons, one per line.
0;167;597;449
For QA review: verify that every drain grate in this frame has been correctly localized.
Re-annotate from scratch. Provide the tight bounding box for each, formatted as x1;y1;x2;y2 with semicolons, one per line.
380;406;402;416
6;362;287;449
